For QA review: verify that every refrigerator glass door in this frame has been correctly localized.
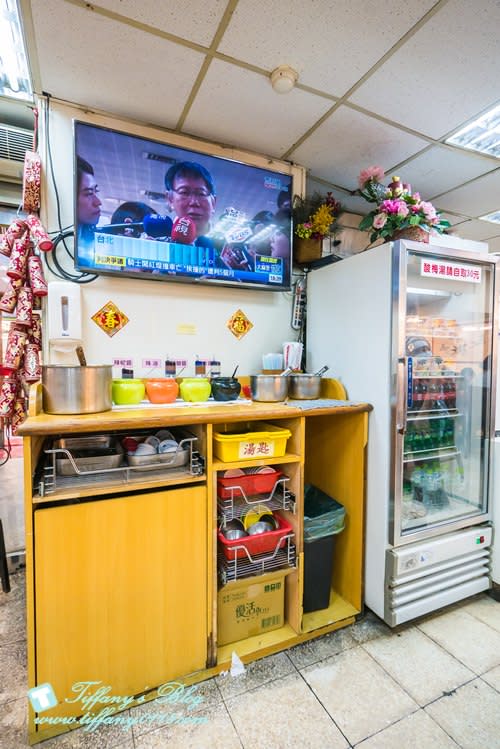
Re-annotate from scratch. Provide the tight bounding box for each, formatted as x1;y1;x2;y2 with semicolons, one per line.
394;246;497;544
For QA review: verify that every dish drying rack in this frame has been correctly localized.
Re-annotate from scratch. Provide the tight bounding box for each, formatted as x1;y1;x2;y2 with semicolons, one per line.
37;431;204;496
218;536;296;584
218;476;295;523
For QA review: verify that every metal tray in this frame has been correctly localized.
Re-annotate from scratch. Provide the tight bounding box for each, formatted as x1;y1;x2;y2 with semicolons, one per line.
126;447;189;472
53;436;124;476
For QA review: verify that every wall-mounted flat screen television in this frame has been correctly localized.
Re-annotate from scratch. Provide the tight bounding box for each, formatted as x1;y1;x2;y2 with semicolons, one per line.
74;121;301;291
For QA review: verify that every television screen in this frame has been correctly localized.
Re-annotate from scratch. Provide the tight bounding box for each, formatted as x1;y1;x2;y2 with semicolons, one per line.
74;121;296;290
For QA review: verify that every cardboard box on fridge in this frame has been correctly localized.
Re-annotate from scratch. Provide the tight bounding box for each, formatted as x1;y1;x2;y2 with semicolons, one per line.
217;570;287;646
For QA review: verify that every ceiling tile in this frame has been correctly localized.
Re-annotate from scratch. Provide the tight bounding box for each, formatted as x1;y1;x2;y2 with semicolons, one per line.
394;146;497;201
439;213;470;227
90;0;227;46
450;219;500;241
486;237;500;252
290;106;429;190
304;176;360;214
184;59;333;157
350;0;500;138
29;0;204;128
335;192;370;215
218;0;436;96
435;169;500;217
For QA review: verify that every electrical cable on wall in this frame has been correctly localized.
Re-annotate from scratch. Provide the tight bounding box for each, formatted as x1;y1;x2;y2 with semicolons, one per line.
44;95;97;284
290;271;308;371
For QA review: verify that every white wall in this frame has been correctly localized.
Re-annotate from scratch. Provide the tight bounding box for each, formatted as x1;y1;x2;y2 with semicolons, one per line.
39;100;302;377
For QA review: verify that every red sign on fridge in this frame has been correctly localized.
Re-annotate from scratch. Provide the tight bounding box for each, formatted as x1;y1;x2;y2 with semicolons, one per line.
420;259;481;283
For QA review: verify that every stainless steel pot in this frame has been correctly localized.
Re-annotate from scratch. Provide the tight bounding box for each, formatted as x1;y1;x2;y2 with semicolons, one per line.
42;365;113;414
288;367;329;400
288;374;322;400
250;374;289;402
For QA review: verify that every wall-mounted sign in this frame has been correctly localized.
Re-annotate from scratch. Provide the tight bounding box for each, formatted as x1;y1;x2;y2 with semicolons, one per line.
227;309;253;339
421;259;481;283
92;300;129;337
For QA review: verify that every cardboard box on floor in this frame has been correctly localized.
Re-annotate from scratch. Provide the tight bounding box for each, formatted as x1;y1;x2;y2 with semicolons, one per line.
217;569;287;646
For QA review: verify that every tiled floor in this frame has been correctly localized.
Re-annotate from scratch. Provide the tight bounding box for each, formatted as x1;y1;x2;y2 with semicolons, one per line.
1;571;500;749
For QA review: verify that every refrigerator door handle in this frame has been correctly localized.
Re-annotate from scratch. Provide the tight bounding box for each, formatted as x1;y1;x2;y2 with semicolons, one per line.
396;356;408;433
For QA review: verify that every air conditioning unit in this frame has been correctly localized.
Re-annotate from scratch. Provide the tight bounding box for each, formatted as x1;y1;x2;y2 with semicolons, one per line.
0;124;33;182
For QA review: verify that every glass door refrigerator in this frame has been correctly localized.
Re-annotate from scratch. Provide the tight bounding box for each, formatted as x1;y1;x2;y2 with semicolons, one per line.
306;240;498;626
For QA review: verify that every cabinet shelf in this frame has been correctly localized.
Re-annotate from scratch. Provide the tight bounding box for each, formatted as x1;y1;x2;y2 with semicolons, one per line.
32;468;207;504
212;453;301;472
217;623;300;665
302;591;359;633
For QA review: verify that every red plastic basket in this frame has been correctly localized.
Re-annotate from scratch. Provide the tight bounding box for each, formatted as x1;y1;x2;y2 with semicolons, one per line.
217;469;283;499
218;514;293;560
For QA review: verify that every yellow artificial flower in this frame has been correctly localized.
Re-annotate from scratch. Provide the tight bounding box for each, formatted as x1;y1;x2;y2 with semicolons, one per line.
311;204;334;236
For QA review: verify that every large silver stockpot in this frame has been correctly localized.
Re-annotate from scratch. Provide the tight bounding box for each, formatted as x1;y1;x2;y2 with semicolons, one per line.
41;365;113;414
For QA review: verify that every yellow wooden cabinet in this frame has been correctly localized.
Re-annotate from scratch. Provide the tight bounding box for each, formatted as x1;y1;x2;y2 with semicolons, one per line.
20;392;370;744
34;487;207;722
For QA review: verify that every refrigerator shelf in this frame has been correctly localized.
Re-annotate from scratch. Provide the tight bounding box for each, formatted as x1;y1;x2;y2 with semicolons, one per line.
403;448;460;464
413;374;463;380
407;411;462;421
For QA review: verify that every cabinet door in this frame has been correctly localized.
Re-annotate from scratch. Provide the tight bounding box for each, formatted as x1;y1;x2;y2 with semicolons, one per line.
34;486;206;718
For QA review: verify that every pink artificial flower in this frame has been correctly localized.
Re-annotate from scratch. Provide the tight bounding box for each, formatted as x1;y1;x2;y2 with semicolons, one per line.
372;213;387;229
358;165;385;188
420;201;437;220
397;202;409;218
381;199;401;214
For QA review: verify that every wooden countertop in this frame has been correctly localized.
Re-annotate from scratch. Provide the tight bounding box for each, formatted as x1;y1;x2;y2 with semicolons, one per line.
19;382;372;436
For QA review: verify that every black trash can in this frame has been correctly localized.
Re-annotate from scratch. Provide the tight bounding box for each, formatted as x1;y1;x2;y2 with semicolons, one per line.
303;485;345;613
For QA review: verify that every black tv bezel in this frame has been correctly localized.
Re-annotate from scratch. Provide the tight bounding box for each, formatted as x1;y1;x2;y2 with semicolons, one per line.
73;119;302;292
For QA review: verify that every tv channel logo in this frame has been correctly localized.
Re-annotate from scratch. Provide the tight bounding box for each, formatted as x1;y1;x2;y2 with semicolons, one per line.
28;683;57;713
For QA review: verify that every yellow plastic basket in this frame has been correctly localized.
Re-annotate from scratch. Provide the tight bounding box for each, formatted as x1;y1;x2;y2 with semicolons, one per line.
213;422;292;462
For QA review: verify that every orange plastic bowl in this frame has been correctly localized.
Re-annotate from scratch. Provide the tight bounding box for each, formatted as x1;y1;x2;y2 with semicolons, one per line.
145;377;179;404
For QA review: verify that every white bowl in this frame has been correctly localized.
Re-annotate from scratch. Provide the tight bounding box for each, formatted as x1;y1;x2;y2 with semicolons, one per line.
158;439;178;454
134;442;157;456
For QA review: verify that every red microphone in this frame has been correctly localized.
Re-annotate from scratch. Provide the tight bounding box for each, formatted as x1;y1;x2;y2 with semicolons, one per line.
171;217;197;244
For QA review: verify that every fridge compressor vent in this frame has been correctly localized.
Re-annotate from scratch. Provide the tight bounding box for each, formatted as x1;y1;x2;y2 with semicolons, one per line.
385;543;491;626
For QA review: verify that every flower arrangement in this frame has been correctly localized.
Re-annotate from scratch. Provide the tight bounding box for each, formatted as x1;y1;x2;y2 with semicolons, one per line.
293;191;342;241
356;166;450;244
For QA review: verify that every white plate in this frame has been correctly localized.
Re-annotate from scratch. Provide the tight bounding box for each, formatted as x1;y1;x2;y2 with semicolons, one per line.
223;469;245;478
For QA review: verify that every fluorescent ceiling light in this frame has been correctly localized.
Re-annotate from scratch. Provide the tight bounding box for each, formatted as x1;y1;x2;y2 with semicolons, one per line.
446;104;500;158
0;0;32;101
479;210;500;225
